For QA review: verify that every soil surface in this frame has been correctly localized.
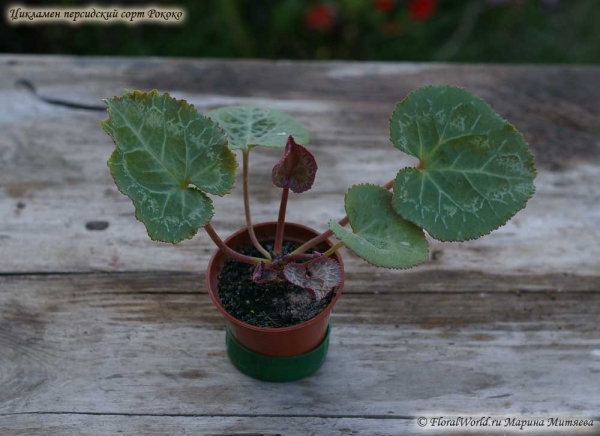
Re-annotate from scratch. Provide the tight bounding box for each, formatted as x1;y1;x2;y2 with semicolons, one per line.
218;241;335;328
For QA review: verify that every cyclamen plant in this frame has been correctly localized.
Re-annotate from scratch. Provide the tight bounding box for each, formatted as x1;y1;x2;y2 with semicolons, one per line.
102;86;536;302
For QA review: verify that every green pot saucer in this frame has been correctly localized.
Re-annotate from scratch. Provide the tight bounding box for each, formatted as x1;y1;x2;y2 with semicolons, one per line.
225;324;330;382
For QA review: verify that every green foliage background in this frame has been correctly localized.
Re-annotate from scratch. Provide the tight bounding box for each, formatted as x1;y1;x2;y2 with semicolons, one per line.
2;0;599;63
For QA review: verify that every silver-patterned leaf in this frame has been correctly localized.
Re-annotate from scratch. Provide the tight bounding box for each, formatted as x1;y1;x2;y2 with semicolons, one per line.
207;105;310;150
329;184;429;269
102;90;237;243
283;256;342;301
390;85;536;241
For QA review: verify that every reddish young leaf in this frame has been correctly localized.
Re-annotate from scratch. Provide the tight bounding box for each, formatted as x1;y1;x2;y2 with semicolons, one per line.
283;256;342;301
252;262;279;284
271;136;318;194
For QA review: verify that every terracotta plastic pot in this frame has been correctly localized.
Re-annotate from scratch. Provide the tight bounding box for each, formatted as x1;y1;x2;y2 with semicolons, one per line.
206;222;345;359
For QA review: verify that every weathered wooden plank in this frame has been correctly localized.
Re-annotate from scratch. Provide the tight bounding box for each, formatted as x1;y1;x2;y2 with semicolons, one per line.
1;57;599;435
2;57;599;164
1;179;599;289
1;414;595;436
2;269;598;296
1;57;599;283
2;57;599;170
0;274;599;417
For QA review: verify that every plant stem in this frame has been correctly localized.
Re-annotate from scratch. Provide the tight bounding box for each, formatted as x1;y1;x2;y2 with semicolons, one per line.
323;241;344;257
382;178;395;190
282;253;315;263
243;149;271;260
204;223;264;265
273;187;289;254
290;177;396;255
291;216;349;255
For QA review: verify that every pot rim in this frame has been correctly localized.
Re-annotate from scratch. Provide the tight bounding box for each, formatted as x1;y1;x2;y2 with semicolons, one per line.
206;221;345;334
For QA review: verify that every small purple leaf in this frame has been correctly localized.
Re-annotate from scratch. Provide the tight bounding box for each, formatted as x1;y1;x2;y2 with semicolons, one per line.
283;256;342;301
252;262;279;284
271;136;318;194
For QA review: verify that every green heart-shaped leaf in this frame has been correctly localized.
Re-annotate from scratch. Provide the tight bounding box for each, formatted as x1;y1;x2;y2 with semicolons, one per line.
329;184;429;269
390;85;536;242
207;105;310;150
102;90;237;243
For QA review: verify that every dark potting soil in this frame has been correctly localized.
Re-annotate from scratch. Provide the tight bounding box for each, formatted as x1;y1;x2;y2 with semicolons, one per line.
218;241;335;328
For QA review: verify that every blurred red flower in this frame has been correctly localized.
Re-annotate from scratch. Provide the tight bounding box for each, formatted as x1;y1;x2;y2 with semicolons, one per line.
374;0;395;14
382;21;403;36
305;4;337;32
408;0;437;22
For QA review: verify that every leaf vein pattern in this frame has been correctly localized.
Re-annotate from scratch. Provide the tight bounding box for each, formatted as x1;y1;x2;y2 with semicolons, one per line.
110;103;180;185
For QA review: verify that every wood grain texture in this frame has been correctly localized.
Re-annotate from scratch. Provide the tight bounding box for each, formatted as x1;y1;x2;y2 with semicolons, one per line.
1;57;599;435
0;274;599;422
1;56;599;287
1;415;595;436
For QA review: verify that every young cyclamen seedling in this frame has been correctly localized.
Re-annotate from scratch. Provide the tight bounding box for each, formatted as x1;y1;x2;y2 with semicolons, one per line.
271;135;318;253
102;86;536;303
246;135;341;299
